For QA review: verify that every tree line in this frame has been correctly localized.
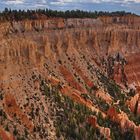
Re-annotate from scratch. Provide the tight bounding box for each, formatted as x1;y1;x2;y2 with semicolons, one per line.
0;8;136;22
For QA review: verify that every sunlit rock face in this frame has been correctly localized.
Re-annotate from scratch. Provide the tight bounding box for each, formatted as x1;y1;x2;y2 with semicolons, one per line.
0;15;140;140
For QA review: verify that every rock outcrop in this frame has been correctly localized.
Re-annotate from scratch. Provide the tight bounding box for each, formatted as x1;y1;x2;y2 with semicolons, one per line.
0;15;140;139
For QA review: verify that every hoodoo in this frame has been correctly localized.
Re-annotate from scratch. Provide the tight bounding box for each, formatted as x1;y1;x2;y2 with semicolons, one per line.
0;9;140;140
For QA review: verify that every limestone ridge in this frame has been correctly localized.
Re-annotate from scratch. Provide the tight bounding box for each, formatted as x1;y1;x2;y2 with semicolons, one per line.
0;15;140;140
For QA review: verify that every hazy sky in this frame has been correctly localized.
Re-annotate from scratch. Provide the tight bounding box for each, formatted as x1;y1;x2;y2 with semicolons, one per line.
0;0;140;15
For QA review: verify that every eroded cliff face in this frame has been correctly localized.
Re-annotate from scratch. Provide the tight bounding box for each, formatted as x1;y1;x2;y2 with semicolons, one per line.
0;15;140;139
100;15;140;28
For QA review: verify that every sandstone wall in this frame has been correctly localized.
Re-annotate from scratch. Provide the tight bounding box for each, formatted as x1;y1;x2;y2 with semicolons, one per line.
0;16;140;86
0;15;140;139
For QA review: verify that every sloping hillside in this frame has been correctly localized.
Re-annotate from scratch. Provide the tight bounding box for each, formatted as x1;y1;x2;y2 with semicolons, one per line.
0;14;140;140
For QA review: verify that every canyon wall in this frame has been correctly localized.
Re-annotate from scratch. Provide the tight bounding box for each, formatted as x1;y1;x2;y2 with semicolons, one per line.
0;15;140;139
0;15;140;85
